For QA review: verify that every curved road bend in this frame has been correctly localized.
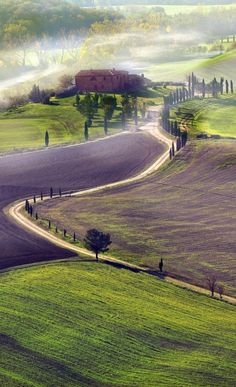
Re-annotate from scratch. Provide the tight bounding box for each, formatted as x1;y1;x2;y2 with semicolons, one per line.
1;130;167;270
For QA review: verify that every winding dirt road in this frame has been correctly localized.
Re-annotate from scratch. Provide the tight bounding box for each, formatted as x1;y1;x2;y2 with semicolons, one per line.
1;123;166;269
7;108;236;305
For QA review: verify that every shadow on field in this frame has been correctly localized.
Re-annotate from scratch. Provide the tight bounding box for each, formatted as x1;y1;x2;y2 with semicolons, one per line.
102;259;166;279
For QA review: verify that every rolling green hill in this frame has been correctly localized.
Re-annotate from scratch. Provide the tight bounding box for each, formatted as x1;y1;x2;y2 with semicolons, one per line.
171;94;236;138
196;49;236;81
0;260;235;386
0;88;169;154
0;97;121;153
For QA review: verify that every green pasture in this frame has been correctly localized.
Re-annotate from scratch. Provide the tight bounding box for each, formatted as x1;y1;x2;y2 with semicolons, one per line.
171;94;236;138
0;88;167;154
0;260;235;386
0;97;118;153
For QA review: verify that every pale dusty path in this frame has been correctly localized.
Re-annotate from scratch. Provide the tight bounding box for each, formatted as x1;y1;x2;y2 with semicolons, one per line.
8;109;236;305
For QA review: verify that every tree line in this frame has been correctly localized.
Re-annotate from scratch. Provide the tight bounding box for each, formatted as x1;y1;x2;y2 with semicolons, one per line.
0;0;120;49
162;72;235;158
75;92;145;140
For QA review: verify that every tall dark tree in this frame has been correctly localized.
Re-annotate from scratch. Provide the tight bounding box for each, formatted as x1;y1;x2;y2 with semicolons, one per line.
84;121;89;141
212;77;218;97
172;141;175;157
159;258;164;273
25;199;29;212
230;80;234;94
84;228;112;261
191;72;196;98
225;80;229;94
220;77;224;94
77;93;96;126
207;276;217;297
188;75;191;98
45;130;49;147
75;93;80;107
202;78;206;98
29;84;41;103
181;131;188;147
121;109;126;130
104;115;108;135
101;94;117;134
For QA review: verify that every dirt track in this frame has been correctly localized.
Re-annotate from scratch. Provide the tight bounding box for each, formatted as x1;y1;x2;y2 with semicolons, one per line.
0;131;166;269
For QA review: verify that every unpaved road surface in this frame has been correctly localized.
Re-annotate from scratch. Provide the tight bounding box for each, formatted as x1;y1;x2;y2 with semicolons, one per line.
1;130;166;269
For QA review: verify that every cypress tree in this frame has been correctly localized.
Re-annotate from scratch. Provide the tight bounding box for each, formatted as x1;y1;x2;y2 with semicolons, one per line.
104;115;108;135
220;77;224;94
202;79;206;98
35;212;38;220
230;80;234;94
174;121;178;136
64;229;67;237
40;192;43;201
169;148;172;160
33;196;36;203
84;121;89;141
176;89;179;103
188;75;191;97
48;220;51;229
134;104;138;131
45;131;49;147
172;142;175;157
121;109;126;130
73;232;76;242
75;93;80;106
191;72;195;98
59;188;62;197
25;199;29;212
50;187;53;198
225;80;229;94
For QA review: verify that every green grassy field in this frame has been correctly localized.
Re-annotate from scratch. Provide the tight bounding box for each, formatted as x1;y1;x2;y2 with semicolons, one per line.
0;260;235;386
0;97;118;153
171;94;236;138
35;140;236;296
195;49;236;81
0;88;167;154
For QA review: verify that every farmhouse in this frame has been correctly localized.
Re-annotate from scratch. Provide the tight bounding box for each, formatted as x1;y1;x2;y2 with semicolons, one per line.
75;69;151;93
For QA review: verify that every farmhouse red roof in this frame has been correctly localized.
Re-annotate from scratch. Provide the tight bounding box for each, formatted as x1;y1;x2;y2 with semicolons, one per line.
76;69;129;77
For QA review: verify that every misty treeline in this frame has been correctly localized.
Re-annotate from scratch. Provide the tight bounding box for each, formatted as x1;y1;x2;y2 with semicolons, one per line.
0;0;121;63
0;0;119;42
73;0;236;5
1;0;236;67
78;5;236;68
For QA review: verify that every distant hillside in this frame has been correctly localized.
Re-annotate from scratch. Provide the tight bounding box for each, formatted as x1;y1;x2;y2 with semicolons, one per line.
71;0;236;6
196;49;236;80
